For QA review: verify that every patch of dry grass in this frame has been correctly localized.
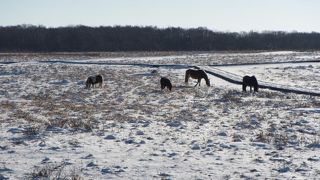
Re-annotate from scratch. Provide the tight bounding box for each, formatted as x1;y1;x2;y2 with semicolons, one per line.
28;163;83;180
0;100;16;110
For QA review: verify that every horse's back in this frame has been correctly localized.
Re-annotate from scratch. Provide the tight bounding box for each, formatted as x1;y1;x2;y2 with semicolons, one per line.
160;77;171;84
251;76;257;83
199;70;207;76
87;76;95;83
186;69;202;78
243;75;250;81
243;75;258;90
243;75;255;83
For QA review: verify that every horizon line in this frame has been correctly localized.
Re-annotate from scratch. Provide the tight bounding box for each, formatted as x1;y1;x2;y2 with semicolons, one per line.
1;24;320;34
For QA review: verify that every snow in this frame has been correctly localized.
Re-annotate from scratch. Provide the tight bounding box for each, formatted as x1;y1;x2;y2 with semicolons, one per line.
292;108;320;113
0;52;320;179
218;62;320;91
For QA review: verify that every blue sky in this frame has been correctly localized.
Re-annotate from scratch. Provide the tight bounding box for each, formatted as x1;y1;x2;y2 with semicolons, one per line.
1;0;319;32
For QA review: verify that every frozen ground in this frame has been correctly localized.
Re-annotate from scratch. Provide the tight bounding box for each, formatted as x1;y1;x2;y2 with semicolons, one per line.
0;51;320;179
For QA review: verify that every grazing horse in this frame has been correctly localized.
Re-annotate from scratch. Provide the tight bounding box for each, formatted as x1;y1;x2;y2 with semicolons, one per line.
242;75;258;92
185;69;210;87
160;77;172;91
86;74;103;89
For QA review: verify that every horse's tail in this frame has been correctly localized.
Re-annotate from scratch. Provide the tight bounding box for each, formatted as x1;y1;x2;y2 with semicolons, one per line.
253;76;259;92
100;75;103;87
185;70;190;84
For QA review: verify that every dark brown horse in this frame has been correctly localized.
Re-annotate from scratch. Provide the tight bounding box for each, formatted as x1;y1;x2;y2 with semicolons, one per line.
86;74;103;89
185;69;210;87
242;75;258;92
160;77;172;91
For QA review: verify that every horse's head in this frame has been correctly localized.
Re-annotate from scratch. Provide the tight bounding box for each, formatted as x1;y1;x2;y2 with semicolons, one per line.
85;80;90;89
206;79;210;86
202;72;210;87
85;76;93;88
251;76;258;92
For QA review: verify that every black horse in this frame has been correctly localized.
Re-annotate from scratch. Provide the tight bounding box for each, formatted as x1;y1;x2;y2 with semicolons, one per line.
242;75;258;92
86;74;103;89
185;69;210;87
160;77;172;91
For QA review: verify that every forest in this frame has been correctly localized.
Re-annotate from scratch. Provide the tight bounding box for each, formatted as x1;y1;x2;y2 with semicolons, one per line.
0;25;320;52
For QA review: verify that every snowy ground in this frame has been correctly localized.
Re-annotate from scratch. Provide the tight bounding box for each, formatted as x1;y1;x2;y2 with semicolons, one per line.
218;62;320;91
0;51;320;179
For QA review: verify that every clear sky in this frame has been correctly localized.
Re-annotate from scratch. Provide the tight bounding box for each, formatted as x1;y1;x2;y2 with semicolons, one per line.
1;0;319;32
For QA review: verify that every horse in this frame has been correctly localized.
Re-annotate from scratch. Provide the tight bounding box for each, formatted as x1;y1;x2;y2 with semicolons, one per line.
160;77;172;91
86;74;103;89
185;69;210;87
242;75;258;92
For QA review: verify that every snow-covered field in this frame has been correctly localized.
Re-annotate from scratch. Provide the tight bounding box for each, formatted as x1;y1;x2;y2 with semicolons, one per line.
1;51;320;179
218;62;320;91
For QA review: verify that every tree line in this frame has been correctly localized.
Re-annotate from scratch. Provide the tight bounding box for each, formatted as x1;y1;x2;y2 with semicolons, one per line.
0;25;320;52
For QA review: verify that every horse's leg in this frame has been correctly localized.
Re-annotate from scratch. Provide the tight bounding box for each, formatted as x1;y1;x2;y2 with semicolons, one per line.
194;79;201;87
250;86;252;92
243;85;246;92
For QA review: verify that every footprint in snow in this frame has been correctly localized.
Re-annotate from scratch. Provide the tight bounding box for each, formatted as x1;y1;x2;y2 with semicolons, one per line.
87;162;98;167
105;135;116;140
190;144;201;150
48;146;60;151
307;156;320;162
123;138;146;145
81;154;94;159
41;157;50;164
101;166;126;174
159;172;172;178
136;130;144;135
